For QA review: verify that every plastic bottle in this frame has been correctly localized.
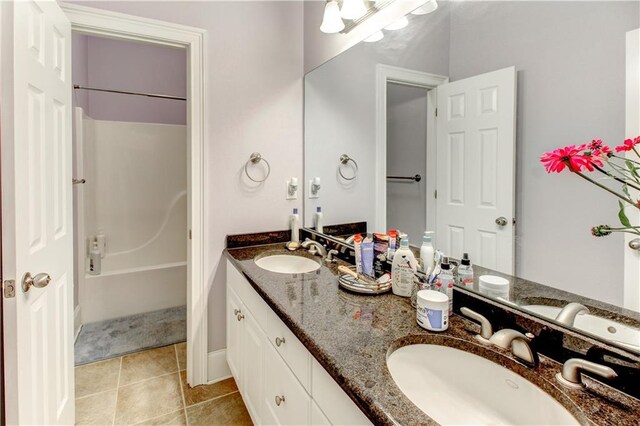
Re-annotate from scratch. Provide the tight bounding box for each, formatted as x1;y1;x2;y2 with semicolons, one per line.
353;234;363;274
420;231;435;274
392;238;418;297
438;257;454;314
315;206;324;233
88;240;101;275
290;208;300;243
387;230;399;261
457;252;474;288
361;234;374;278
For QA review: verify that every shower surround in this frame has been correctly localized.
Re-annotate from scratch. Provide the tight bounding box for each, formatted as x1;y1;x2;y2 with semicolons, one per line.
74;107;187;324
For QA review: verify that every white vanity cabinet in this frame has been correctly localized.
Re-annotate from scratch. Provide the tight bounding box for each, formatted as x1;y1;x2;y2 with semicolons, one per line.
226;260;372;426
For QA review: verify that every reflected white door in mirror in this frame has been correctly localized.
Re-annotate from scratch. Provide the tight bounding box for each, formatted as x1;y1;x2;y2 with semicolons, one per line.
436;67;516;275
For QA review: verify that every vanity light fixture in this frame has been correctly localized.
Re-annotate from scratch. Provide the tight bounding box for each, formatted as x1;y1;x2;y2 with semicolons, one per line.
364;31;384;42
320;0;345;34
340;0;367;20
411;0;438;15
384;16;409;31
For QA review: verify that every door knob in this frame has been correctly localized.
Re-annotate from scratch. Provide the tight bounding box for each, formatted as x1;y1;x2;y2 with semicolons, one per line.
629;238;640;250
495;217;508;227
22;272;51;293
275;395;285;406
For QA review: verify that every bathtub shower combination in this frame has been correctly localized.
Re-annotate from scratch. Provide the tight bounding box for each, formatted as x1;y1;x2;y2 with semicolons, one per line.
73;107;188;365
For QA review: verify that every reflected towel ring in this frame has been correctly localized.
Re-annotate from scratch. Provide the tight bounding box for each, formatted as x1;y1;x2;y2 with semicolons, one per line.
244;152;271;183
339;154;358;181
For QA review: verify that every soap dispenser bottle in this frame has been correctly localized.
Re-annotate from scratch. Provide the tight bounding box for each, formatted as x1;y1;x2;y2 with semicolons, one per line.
392;238;418;297
457;253;474;288
88;240;101;275
315;206;324;233
420;231;435;274
290;208;300;243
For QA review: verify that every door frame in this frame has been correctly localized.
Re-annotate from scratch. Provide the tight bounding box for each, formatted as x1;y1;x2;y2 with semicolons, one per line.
375;64;448;235
625;28;640;312
61;3;209;386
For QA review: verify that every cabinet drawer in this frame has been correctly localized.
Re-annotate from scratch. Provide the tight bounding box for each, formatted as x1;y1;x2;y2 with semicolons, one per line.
263;341;311;425
227;260;269;327
265;307;311;391
311;358;371;426
311;400;331;426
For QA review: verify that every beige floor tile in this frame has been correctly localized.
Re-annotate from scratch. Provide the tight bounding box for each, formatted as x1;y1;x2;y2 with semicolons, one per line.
75;389;117;426
115;373;184;425
186;392;252;426
180;371;238;406
119;346;178;385
175;343;186;371
133;409;186;425
75;358;121;398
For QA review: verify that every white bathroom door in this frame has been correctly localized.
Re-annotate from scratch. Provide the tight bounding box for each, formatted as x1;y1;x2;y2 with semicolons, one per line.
1;0;75;424
435;67;516;274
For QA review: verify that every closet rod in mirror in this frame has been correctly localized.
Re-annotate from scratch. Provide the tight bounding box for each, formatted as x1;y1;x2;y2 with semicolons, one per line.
73;85;186;101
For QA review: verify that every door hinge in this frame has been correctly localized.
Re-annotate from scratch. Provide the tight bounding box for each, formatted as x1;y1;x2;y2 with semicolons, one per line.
3;280;15;298
188;229;192;240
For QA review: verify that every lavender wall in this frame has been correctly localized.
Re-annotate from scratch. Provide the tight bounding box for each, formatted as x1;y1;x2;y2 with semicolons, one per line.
67;1;304;353
72;34;187;125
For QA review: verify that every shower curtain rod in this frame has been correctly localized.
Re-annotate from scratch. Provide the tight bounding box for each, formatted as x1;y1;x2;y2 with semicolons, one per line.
73;85;186;101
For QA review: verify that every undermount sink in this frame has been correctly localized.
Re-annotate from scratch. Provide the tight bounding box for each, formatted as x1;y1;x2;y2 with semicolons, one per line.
523;305;640;351
387;344;578;425
254;254;321;274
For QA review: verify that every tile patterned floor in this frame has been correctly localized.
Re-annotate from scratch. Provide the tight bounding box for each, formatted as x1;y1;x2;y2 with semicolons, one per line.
75;343;253;425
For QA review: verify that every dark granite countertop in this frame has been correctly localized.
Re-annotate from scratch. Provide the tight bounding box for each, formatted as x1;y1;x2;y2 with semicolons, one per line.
225;243;640;425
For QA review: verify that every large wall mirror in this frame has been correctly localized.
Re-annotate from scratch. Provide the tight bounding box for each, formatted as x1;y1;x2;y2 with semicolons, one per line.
304;1;640;353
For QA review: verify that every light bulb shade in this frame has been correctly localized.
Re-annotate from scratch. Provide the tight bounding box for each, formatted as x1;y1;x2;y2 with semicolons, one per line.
364;31;384;43
411;0;438;15
384;16;409;31
341;0;367;20
320;1;345;34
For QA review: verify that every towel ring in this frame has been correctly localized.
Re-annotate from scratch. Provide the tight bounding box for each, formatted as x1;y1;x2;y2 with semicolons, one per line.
338;154;358;181
244;152;271;183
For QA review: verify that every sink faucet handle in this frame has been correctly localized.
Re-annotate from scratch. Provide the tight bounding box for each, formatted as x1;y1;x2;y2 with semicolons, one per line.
556;358;617;389
511;336;539;368
460;307;493;343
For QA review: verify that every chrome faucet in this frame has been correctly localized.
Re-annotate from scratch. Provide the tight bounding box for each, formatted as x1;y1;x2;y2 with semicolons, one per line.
301;239;327;258
554;302;589;327
556;358;617;389
325;249;340;263
461;307;538;367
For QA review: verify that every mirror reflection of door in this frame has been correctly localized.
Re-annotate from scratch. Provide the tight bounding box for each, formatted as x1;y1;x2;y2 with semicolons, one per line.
386;83;430;245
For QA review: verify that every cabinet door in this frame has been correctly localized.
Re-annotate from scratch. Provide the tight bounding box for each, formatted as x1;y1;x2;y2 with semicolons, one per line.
311;400;331;426
226;287;244;387
263;340;311;425
242;308;265;424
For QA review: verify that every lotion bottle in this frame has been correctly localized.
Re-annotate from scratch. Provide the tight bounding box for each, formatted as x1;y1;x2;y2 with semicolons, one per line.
88;241;101;275
290;208;300;243
420;231;435;274
315;206;324;233
392;238;417;297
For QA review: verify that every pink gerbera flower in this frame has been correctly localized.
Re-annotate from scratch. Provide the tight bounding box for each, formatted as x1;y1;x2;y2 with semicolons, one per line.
593;145;612;157
615;138;640;152
588;139;604;150
540;144;593;173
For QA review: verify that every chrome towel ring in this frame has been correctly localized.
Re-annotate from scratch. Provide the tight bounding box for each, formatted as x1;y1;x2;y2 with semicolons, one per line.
244;152;271;183
339;154;358;181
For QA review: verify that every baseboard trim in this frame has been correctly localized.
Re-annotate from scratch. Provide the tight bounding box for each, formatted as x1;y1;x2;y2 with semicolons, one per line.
74;305;82;343
207;349;232;384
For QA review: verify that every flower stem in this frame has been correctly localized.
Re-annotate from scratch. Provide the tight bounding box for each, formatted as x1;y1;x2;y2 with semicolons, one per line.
574;170;638;208
594;164;640;191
